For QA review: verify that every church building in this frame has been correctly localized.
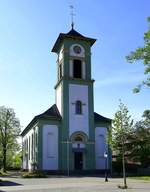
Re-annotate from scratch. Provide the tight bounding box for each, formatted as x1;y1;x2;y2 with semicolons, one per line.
21;26;111;173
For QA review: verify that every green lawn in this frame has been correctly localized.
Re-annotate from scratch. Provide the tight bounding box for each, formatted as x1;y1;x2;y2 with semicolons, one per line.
128;176;150;181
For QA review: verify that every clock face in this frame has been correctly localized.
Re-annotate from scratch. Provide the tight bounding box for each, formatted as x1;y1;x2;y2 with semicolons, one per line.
73;46;81;54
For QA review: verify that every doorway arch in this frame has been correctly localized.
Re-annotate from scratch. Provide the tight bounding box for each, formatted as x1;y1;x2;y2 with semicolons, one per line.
70;132;88;170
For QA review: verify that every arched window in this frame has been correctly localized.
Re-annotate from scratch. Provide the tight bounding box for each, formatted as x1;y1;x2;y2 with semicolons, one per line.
70;131;88;143
76;100;82;114
74;135;83;142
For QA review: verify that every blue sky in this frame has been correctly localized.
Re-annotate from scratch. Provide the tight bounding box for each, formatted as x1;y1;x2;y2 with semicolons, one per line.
0;0;150;130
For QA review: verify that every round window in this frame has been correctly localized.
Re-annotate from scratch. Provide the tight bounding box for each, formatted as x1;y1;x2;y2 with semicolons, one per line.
73;45;81;54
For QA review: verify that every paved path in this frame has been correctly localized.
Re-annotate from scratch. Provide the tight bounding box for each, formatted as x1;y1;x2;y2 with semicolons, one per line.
0;176;150;192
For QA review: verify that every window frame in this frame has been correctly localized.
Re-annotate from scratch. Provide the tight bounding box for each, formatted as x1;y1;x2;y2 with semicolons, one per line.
73;59;82;79
75;100;82;114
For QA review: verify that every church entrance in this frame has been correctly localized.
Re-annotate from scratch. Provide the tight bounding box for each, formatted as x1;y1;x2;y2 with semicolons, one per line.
74;152;83;170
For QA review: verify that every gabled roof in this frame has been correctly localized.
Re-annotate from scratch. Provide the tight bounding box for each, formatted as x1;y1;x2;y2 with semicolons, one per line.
21;104;61;136
51;28;96;53
94;112;112;123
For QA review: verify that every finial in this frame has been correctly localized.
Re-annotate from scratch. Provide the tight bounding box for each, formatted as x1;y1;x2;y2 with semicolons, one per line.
70;5;75;29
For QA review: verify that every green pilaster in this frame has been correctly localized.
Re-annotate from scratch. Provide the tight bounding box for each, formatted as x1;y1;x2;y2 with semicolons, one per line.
38;123;43;170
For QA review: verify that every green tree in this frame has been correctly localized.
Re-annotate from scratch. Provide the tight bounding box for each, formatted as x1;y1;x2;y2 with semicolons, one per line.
142;109;150;126
112;101;133;188
127;110;150;167
7;150;22;169
6;142;21;169
0;106;21;172
126;17;150;92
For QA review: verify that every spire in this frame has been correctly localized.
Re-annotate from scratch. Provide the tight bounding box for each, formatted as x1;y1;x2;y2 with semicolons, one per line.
70;5;75;29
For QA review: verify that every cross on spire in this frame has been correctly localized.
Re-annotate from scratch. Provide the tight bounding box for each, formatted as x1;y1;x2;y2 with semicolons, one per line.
70;5;75;29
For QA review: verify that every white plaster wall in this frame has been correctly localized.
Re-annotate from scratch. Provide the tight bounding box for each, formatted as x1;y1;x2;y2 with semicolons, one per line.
95;127;107;169
22;126;38;170
56;84;62;115
70;44;85;58
42;125;58;170
69;84;89;136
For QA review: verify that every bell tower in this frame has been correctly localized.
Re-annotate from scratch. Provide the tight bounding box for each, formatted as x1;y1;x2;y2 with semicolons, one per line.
52;28;96;171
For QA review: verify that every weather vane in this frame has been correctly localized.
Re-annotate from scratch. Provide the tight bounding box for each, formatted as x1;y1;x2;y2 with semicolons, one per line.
70;5;75;29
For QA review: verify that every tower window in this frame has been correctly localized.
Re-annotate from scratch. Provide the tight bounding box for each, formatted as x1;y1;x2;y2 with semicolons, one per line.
75;100;82;114
73;59;82;78
59;64;62;79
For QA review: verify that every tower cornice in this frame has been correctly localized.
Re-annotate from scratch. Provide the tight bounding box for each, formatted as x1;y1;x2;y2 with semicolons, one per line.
54;77;95;89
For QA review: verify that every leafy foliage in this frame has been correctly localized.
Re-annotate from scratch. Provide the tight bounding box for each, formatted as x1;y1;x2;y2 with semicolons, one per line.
126;110;150;167
111;101;133;188
0;106;21;171
21;171;47;178
112;101;133;154
126;17;150;92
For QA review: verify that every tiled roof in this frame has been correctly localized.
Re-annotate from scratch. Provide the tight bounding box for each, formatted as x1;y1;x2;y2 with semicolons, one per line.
94;112;112;123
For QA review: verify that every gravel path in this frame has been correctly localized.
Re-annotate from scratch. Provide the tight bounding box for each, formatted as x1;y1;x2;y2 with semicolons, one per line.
0;175;150;192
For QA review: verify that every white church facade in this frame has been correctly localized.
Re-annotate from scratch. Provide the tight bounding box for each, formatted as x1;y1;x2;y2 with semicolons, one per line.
21;27;111;173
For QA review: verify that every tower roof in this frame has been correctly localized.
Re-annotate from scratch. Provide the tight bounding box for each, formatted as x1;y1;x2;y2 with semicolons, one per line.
66;28;84;37
51;28;96;53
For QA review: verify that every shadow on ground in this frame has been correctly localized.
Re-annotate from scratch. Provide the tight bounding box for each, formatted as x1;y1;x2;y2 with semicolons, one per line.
0;180;22;186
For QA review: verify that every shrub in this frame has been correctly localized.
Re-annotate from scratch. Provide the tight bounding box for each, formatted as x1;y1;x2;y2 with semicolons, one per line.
21;171;47;178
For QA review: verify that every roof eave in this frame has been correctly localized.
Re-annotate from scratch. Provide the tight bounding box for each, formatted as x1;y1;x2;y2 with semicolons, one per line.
21;116;61;137
95;119;112;123
20;117;38;136
51;34;96;53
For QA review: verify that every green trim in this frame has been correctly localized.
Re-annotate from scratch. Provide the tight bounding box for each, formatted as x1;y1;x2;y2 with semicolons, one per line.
60;79;69;170
21;118;38;136
55;77;94;90
95;122;111;129
38;123;43;170
86;82;95;169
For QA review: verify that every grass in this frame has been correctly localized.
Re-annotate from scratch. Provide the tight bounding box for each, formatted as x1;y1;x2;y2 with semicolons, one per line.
0;170;8;176
128;176;150;181
118;185;128;189
21;171;47;178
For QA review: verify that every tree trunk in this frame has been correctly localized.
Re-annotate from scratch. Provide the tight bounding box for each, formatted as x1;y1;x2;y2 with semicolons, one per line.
2;147;7;172
122;144;127;188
